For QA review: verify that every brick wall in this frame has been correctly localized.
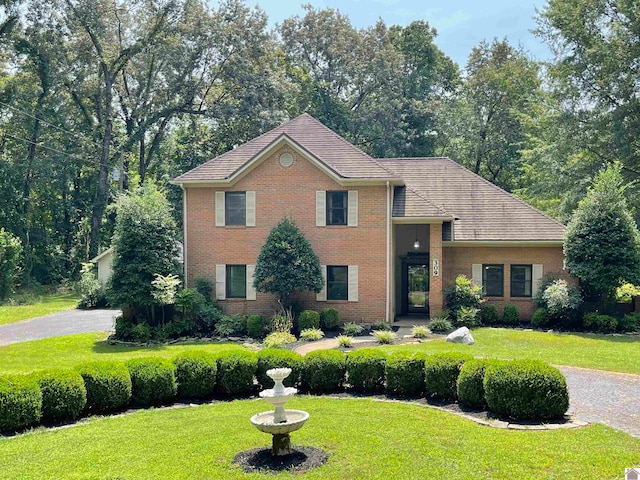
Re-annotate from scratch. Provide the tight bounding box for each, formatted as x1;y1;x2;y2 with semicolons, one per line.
442;245;572;320
185;146;388;323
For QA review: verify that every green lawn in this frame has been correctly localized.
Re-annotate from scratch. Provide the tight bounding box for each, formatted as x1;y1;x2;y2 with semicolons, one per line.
0;292;79;326
0;397;637;479
0;332;248;374
385;327;640;374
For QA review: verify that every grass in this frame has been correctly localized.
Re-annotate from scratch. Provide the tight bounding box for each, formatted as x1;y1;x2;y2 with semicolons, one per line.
0;332;248;374
386;327;640;374
0;397;637;479
0;292;79;326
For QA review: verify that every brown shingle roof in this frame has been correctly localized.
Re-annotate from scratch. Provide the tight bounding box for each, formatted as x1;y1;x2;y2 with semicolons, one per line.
381;158;566;241
173;113;395;182
392;186;450;218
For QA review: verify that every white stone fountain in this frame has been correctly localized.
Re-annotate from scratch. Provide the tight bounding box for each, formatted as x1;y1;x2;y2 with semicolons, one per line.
250;368;309;456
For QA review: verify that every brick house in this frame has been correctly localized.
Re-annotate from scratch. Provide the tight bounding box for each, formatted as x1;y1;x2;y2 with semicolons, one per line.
172;114;570;322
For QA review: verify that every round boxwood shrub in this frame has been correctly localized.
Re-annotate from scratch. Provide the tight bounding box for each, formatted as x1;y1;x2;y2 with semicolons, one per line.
456;359;503;408
0;374;42;433
298;310;320;330
479;304;499;325
37;369;87;423
424;352;474;401
484;360;569;420
502;304;520;326
216;351;258;396
346;348;387;392
385;351;427;396
77;362;131;413
531;307;550;328
256;349;303;389
173;351;217;400
246;314;266;339
320;307;340;331
126;358;177;407
301;349;346;393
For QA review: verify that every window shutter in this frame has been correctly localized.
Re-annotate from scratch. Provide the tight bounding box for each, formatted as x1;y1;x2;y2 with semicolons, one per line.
246;264;256;300
472;264;483;287
245;191;256;227
532;264;544;297
215;192;225;226
348;191;358;227
348;265;358;302
216;264;226;300
316;191;326;227
316;265;327;301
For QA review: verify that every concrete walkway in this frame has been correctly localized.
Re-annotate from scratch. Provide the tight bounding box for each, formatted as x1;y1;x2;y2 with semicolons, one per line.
294;338;640;438
0;309;119;346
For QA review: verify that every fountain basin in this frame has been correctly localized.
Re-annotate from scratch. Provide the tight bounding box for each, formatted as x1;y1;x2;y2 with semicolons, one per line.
250;409;309;435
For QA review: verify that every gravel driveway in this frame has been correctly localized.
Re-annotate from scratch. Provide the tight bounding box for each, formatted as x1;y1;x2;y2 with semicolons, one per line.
0;309;119;346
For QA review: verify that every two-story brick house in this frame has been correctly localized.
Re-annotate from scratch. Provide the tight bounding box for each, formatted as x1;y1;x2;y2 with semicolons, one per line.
172;114;570;322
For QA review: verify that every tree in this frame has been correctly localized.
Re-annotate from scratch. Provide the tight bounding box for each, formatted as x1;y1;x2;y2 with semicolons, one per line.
0;228;22;299
253;218;323;310
109;184;178;322
564;163;640;302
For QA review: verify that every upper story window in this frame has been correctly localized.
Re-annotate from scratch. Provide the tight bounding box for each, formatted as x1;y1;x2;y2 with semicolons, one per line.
326;191;348;225
482;264;504;297
225;192;246;226
511;265;532;297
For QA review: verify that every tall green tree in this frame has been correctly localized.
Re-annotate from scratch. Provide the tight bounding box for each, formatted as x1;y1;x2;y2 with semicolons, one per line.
253;218;323;310
109;184;178;322
564;163;640;302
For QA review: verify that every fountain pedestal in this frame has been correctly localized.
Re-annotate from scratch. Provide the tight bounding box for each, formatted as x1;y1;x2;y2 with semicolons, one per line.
250;368;310;457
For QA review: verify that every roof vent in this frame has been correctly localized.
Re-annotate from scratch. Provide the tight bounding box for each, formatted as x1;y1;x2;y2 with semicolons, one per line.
279;152;294;168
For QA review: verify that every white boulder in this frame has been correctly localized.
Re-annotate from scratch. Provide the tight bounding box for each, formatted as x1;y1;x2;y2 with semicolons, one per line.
445;327;475;345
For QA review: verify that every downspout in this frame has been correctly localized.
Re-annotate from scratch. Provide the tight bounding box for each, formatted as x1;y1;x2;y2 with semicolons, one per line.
385;181;391;323
181;185;188;286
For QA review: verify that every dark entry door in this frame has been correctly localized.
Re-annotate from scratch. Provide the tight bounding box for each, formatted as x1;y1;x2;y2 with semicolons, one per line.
401;255;429;315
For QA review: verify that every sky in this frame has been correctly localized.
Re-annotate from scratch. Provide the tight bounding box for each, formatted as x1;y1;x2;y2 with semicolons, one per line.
245;0;552;68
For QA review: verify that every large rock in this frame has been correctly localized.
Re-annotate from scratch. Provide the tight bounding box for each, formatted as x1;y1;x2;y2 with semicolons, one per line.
445;327;475;345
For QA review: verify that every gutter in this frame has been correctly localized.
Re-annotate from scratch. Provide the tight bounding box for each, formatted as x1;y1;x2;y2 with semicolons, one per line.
182;185;188;285
386;181;391;323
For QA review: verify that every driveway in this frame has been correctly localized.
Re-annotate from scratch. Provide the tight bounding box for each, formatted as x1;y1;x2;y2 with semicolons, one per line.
0;309;119;346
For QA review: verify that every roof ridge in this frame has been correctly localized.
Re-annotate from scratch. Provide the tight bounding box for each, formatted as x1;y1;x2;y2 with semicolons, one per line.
441;158;567;228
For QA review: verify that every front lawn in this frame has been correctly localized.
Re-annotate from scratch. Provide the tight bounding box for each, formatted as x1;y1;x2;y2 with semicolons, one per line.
0;332;248;374
385;327;640;374
0;292;80;326
0;397;637;479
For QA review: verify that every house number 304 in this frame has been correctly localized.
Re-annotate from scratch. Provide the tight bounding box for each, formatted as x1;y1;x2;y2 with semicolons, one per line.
432;259;439;277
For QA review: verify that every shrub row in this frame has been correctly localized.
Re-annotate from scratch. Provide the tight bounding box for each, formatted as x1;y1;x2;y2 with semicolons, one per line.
0;349;569;433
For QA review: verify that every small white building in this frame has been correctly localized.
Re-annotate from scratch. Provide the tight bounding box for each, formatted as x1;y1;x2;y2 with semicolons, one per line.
91;242;183;286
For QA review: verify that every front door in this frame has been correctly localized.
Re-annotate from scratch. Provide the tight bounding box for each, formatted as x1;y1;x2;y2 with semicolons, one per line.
401;255;429;315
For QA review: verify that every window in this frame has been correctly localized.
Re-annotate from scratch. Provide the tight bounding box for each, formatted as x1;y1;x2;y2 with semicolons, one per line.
327;266;348;300
482;264;504;297
326;191;347;225
511;265;532;297
225;192;246;225
226;265;246;298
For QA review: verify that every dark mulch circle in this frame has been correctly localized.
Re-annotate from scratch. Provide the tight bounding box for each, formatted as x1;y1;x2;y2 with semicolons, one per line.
233;446;328;474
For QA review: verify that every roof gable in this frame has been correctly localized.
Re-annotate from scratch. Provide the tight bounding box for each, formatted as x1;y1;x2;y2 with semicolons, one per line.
173;113;397;184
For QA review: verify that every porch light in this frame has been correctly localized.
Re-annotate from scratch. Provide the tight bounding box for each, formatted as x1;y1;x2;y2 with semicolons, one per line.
413;225;420;250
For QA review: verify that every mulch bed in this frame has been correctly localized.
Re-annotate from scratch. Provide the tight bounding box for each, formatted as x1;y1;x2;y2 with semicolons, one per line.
233;446;328;474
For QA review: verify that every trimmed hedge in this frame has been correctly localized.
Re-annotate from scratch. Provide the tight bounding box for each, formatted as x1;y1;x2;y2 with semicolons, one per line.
502;304;520;326
320;307;340;331
216;351;257;396
346;348;387;392
385;351;427;396
173;351;217;400
424;353;474;400
531;308;550;328
456;359;501;408
302;349;346;393
484;360;569;420
0;374;42;433
298;310;320;330
256;349;303;389
246;314;266;339
77;362;131;413
479;304;499;325
126;358;177;407
582;312;617;333
37;369;87;423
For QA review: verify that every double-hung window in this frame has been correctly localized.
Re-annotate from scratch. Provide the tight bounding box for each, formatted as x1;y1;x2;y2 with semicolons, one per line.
316;190;358;226
226;265;246;298
327;266;348;300
511;265;532;297
215;191;256;226
482;264;504;297
326;191;347;226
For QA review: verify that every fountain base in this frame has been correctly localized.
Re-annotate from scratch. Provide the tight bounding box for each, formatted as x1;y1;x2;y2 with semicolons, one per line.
272;433;291;456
